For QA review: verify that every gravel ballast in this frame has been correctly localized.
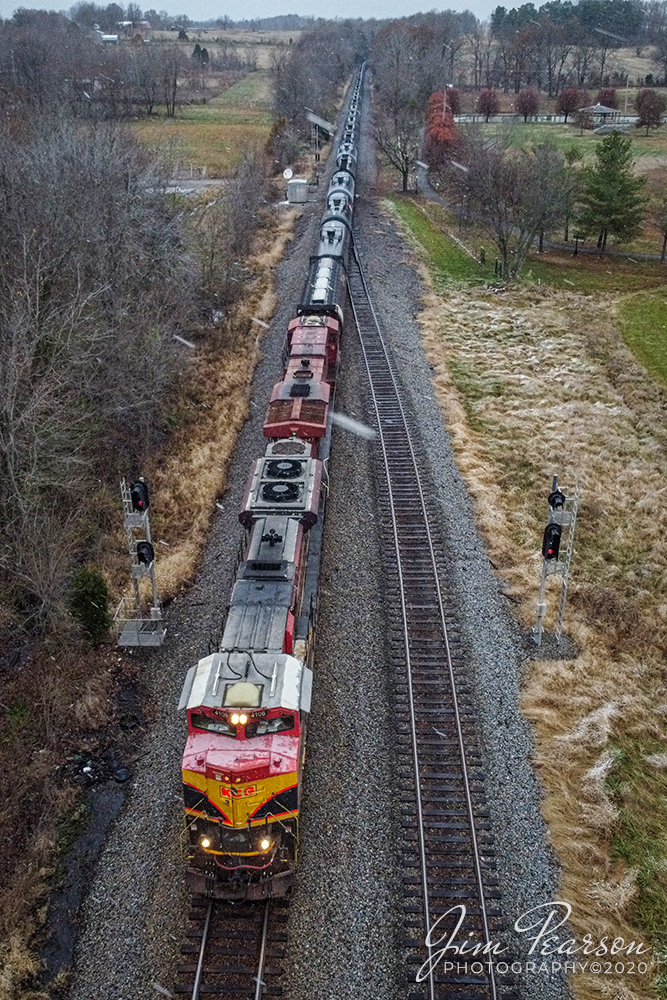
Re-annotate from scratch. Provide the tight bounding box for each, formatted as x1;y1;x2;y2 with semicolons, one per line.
65;72;568;1000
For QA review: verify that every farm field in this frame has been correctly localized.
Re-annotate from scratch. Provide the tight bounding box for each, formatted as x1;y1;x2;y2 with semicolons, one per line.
149;28;299;68
129;71;273;177
387;193;667;1000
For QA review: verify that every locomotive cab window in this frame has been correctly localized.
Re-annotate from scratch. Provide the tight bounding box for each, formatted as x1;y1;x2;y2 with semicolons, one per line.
190;712;237;737
245;714;295;737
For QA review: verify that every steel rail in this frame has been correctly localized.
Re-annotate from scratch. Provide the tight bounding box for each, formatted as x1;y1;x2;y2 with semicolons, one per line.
253;900;271;1000
191;900;213;1000
348;236;498;1000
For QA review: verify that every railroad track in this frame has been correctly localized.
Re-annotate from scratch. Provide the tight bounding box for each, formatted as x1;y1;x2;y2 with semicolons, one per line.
348;237;514;1000
176;897;288;999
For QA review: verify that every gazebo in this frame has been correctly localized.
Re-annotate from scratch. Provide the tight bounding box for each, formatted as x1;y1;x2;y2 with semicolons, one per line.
580;103;621;125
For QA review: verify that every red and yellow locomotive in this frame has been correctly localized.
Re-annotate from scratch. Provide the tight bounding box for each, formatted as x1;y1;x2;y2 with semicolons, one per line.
179;63;365;900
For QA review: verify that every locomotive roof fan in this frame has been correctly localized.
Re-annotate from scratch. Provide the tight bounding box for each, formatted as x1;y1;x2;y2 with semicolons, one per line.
266;439;312;457
266;459;304;479
261;481;301;503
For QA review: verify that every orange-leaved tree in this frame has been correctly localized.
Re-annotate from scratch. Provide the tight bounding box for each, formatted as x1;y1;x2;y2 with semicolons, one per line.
425;91;458;171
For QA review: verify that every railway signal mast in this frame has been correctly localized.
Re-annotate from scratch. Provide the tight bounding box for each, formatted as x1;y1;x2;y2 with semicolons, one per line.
114;477;166;647
533;475;580;646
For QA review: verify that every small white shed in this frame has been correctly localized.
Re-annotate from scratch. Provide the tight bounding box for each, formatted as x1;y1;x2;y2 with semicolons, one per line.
287;178;308;204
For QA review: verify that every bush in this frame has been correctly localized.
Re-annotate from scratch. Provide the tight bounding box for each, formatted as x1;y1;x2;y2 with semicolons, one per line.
476;88;500;121
69;567;111;646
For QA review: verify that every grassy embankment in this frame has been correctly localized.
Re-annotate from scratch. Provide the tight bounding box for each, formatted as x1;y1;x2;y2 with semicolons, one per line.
387;192;667;1000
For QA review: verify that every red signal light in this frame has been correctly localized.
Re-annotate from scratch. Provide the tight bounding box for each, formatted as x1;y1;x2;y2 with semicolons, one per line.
130;479;149;512
542;523;562;561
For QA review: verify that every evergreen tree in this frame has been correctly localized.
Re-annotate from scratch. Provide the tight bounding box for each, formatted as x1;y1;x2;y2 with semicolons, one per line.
69;567;111;646
578;133;646;252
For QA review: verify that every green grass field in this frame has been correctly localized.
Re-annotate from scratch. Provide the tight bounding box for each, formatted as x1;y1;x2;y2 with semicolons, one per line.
618;291;667;388
481;120;667;165
129;71;273;176
388;194;667;294
607;737;667;991
387;196;493;286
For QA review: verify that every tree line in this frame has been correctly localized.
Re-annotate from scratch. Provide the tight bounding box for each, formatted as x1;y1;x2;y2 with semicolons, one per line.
366;2;667;104
0;65;270;640
268;21;367;166
0;8;254;119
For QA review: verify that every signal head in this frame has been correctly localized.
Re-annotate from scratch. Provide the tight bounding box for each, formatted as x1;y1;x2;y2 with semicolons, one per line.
542;523;562;561
136;541;155;566
130;479;149;512
548;489;567;510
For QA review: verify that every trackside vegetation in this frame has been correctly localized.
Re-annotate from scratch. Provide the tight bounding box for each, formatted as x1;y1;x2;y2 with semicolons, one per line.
389;191;667;1000
387;198;492;285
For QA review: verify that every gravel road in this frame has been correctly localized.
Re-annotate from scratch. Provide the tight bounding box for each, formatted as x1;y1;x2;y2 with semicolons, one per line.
64;69;568;1000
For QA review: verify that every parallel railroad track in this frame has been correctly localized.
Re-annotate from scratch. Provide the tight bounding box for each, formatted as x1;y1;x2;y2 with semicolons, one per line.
348;237;514;1000
176;897;288;999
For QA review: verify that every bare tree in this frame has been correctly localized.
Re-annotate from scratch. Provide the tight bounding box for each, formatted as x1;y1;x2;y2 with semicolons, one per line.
476;88;500;121
372;105;423;192
0;115;195;626
556;87;586;122
457;131;573;278
654;32;667;81
132;44;161;115
650;191;667;262
635;87;666;134
161;45;181;118
572;37;599;86
371;22;425;191
193;152;269;307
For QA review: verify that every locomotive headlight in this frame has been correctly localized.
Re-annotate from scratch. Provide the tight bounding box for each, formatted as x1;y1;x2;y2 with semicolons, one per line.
260;838;271;851
200;837;211;849
231;714;239;725
239;714;248;725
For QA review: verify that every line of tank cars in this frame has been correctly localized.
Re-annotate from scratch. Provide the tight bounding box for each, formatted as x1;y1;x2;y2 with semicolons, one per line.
178;64;366;900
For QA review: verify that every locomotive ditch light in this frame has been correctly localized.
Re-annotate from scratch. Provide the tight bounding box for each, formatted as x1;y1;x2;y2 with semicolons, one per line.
130;478;149;512
542;523;562;561
231;713;248;725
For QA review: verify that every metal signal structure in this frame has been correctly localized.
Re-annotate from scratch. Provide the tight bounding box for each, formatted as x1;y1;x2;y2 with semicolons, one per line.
114;477;166;647
533;474;580;646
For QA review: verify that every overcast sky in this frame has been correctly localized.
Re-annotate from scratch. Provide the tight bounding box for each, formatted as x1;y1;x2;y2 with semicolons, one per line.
0;0;499;25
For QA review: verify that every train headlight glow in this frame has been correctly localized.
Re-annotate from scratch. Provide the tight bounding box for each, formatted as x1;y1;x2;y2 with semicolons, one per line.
200;837;211;848
231;714;239;725
260;838;271;851
239;714;248;725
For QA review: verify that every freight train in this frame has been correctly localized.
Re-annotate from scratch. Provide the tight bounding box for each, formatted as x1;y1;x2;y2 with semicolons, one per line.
178;65;365;901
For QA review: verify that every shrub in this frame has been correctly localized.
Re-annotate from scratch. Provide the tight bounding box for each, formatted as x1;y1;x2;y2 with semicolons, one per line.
476;88;500;122
517;88;539;121
69;567;111;646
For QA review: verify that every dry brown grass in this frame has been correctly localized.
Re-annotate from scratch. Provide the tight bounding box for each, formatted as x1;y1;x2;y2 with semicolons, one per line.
390;200;667;998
